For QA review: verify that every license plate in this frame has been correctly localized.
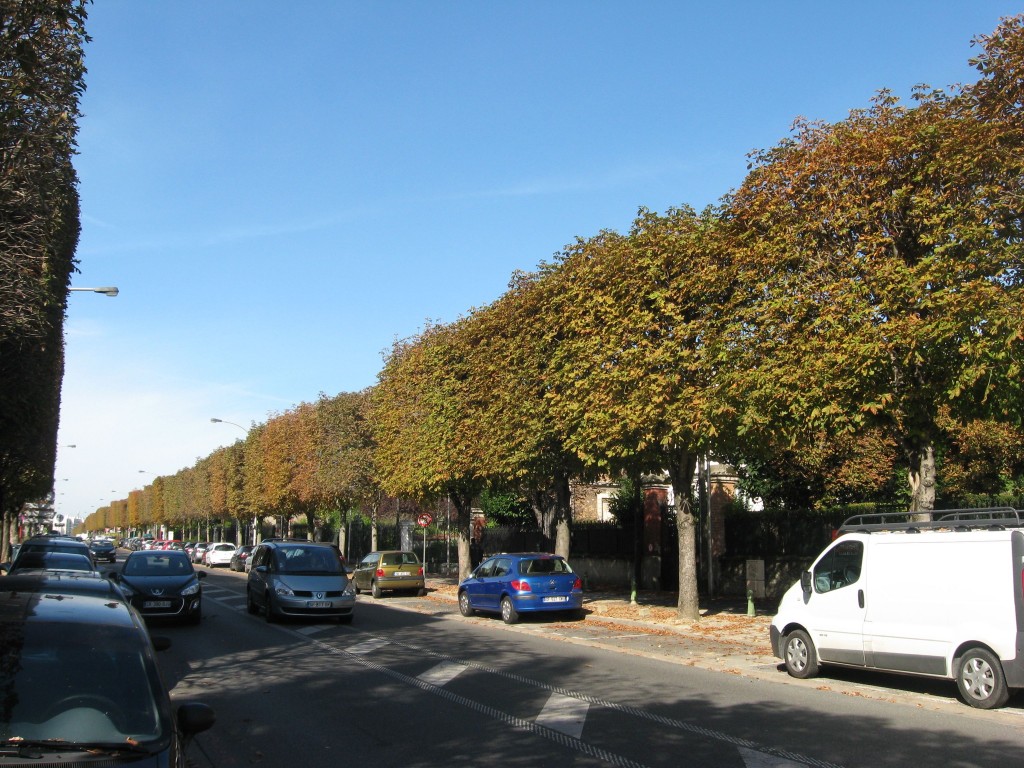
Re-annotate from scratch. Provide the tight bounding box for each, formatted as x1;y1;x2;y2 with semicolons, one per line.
307;601;331;608
144;600;172;608
542;596;568;603
394;571;410;576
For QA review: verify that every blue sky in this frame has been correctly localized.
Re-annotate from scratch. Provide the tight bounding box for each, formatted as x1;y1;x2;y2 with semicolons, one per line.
55;1;1020;524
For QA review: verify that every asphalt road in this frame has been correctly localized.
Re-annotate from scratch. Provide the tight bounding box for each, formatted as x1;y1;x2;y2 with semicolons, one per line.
135;566;1024;768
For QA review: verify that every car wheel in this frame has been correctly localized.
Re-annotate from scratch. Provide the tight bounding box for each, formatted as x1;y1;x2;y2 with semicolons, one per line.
246;588;258;615
500;596;519;625
957;647;1009;709
371;580;382;599
458;590;475;617
264;593;277;623
783;629;819;679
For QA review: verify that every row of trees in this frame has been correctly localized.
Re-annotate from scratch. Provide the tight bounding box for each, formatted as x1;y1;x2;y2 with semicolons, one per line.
0;2;89;553
83;17;1022;621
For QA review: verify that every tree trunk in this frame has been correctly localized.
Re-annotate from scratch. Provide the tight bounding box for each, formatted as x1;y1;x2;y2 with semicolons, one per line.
553;472;571;559
907;442;936;520
666;448;700;623
450;489;475;582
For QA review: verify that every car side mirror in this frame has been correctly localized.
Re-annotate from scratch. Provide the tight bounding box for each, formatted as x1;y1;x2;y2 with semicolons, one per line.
108;572;120;582
177;701;216;737
151;636;172;652
800;570;812;594
196;571;207;579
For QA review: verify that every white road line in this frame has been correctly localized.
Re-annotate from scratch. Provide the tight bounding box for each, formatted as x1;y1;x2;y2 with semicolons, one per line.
535;692;590;739
294;624;330;636
348;637;390;655
739;746;809;767
417;660;468;687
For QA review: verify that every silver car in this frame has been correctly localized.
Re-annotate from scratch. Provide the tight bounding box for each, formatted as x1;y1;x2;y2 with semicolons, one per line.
246;540;355;624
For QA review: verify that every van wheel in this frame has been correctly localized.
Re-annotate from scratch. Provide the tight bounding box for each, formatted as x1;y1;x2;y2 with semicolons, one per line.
783;630;819;679
957;647;1009;709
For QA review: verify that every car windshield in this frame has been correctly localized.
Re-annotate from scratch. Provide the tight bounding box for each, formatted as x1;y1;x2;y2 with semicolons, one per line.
518;558;572;575
273;547;342;575
0;621;167;745
123;553;193;577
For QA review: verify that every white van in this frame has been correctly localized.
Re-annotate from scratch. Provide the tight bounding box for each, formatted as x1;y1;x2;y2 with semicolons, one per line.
770;508;1024;708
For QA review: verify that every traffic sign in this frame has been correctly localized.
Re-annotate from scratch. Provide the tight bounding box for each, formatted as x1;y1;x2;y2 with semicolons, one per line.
417;513;433;527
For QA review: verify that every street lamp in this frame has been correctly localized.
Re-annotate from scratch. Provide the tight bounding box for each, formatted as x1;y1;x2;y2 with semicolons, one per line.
69;286;119;297
210;417;246;432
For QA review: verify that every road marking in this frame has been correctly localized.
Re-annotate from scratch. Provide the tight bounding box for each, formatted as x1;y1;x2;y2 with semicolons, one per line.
294;624;329;636
418;660;467;687
739;746;809;767
348;637;390;655
536;692;589;739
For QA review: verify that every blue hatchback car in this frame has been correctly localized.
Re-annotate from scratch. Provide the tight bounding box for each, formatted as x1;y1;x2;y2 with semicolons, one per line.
457;552;583;624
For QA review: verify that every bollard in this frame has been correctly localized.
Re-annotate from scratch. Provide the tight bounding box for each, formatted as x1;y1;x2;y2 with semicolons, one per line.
747;589;756;617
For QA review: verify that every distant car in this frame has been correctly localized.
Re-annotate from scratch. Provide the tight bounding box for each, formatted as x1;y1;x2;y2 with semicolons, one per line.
351;550;425;598
458;552;583;624
113;550;206;625
204;542;236;567
6;551;100;575
3;535;95;573
89;539;118;563
191;542;210;563
0;572;215;763
230;545;253;572
246;540;355;624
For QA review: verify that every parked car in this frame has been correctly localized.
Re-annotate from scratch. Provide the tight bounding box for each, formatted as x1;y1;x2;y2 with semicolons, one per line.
191;542;210;563
2;534;95;573
112;550;206;625
230;545;253;572
351;550;425;598
458;552;584;624
0;572;215;764
89;538;118;563
204;542;236;568
246;540;355;624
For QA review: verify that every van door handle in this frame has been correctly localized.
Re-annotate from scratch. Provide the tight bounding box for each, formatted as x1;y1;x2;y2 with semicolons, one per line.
858;589;864;609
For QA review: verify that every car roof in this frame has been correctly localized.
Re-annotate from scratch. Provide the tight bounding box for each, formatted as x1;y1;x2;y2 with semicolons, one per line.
0;573;129;617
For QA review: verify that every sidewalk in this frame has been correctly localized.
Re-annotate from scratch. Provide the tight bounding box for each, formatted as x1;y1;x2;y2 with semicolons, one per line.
422;576;778;676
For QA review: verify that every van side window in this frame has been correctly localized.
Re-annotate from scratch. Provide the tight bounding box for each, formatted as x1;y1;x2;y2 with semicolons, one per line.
812;540;863;593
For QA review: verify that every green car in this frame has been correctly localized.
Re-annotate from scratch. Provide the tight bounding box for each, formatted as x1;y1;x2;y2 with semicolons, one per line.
352;550;425;598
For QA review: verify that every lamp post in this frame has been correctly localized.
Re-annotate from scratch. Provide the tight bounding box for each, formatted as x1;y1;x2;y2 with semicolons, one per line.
69;286;119;297
210;417;246;432
210;418;250;545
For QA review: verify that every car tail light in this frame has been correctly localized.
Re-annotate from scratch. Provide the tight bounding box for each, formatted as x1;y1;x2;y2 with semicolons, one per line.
572;577;582;590
510;580;532;592
376;568;385;578
417;567;423;576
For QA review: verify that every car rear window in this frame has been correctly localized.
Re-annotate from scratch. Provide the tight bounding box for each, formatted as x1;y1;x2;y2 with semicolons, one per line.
519;558;572;575
380;552;420;566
